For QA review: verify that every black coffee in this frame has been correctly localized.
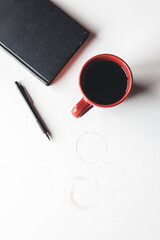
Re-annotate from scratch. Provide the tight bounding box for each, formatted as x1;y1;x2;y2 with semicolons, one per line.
83;61;128;105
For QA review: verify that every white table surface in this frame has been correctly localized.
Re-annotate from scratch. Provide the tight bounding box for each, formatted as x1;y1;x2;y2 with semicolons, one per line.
0;0;160;239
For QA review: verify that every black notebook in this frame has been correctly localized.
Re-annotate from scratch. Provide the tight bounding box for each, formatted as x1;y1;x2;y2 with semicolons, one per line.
0;0;89;85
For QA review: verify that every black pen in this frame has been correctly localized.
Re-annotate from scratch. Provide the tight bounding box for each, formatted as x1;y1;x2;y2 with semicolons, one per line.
15;81;51;140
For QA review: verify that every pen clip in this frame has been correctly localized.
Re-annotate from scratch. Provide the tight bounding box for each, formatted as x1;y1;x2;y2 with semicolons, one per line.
15;81;33;104
22;87;34;104
18;84;34;105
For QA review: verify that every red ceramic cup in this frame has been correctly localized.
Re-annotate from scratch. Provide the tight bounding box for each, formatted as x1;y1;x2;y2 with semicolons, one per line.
71;54;133;118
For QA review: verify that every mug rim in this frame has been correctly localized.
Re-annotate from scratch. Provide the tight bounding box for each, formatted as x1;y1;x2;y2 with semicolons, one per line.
79;54;133;108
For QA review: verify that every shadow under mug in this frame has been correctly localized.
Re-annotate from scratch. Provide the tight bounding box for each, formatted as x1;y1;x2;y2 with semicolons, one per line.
71;54;133;118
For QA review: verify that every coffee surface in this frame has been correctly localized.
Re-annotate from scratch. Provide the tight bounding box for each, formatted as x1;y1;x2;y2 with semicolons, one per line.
83;61;128;105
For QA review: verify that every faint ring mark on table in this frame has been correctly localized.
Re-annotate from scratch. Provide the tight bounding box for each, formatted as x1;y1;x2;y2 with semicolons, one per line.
76;131;107;164
70;177;100;210
95;162;127;193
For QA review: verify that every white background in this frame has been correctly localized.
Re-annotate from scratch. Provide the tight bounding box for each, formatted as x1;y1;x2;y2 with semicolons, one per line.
0;0;160;239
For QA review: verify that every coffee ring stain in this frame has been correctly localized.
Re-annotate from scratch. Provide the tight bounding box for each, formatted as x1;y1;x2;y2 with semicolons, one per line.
76;131;107;164
95;162;127;193
70;177;100;210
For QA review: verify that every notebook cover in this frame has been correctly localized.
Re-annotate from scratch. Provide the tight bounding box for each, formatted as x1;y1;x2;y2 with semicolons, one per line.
0;0;89;85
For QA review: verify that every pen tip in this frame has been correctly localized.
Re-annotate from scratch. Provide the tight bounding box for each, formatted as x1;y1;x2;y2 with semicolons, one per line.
45;132;51;141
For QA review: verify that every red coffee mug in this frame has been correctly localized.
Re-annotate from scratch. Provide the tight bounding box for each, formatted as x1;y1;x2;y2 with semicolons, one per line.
71;54;133;118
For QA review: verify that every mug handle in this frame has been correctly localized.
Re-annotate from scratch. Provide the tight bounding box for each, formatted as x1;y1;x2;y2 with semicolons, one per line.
71;98;93;118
